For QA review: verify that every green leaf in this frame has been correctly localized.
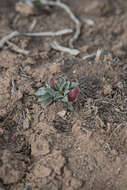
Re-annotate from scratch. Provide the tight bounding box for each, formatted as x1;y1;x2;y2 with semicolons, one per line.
67;102;73;111
70;82;79;88
64;89;70;96
62;96;68;103
55;83;60;91
65;81;70;90
54;92;64;100
33;0;43;9
35;78;78;111
43;97;54;106
35;87;47;96
46;87;55;97
59;79;67;91
37;94;51;102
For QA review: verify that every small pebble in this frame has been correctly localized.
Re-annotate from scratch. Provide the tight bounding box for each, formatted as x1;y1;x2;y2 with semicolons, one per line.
85;19;95;26
57;110;66;118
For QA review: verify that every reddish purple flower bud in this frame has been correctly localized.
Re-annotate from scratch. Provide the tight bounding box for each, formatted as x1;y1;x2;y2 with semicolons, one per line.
68;87;79;101
49;78;56;90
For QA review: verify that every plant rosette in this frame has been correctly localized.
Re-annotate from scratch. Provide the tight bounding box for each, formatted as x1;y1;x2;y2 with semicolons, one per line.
35;77;79;111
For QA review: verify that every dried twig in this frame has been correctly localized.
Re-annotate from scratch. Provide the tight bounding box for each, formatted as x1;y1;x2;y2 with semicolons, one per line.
40;0;81;48
82;53;96;61
0;31;20;48
7;41;29;55
0;29;73;49
51;40;80;56
29;19;37;31
23;28;72;36
82;49;108;61
0;0;81;52
95;49;102;62
11;79;16;95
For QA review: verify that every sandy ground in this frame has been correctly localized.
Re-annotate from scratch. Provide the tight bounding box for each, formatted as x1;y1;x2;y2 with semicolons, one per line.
0;0;127;189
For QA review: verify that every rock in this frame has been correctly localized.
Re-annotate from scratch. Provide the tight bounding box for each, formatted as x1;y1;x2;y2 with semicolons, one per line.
85;19;95;26
57;110;66;118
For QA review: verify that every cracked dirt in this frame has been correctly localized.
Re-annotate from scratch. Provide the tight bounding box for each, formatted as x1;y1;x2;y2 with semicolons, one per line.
0;0;127;190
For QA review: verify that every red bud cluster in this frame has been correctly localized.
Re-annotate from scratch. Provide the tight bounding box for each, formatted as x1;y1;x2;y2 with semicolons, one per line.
49;77;79;101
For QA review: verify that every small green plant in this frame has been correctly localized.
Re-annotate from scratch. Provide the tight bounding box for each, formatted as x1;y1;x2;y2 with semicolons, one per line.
35;77;79;111
32;0;43;9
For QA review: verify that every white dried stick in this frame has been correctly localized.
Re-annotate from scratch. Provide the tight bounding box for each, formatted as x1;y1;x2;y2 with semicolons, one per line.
51;40;80;56
40;0;81;48
0;29;72;49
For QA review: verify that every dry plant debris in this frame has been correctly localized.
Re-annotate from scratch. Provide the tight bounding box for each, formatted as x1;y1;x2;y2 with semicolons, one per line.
0;31;20;49
0;29;72;49
1;0;127;189
40;0;81;48
51;40;80;56
0;0;81;56
24;29;72;37
6;41;29;55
